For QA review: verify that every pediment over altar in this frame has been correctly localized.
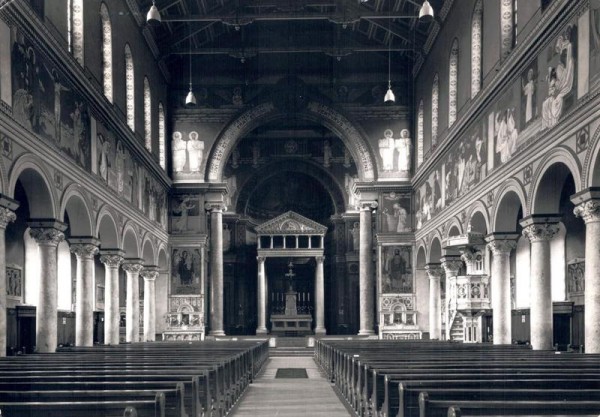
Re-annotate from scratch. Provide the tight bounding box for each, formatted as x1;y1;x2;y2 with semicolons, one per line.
255;211;327;235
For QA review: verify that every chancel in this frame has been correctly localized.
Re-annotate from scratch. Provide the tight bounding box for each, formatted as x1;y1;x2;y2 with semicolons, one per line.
2;0;600;416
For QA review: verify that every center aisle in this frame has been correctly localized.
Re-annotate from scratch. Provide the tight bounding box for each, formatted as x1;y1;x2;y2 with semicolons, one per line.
230;356;351;417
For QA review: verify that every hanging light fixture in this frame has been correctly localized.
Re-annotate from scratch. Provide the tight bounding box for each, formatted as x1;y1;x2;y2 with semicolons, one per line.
419;0;434;21
384;1;395;103
185;25;197;106
146;1;161;25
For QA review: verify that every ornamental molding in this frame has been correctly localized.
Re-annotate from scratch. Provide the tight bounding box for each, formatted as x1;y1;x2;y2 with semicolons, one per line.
255;211;327;235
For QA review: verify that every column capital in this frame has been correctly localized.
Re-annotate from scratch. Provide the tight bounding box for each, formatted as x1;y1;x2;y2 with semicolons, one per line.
141;266;159;281
205;202;226;212
485;233;519;254
256;255;266;263
0;207;16;229
425;263;444;280
122;259;145;274
316;255;325;264
69;237;101;259
440;255;462;277
99;249;125;267
28;220;68;246
357;200;378;211
520;215;561;242
573;200;600;224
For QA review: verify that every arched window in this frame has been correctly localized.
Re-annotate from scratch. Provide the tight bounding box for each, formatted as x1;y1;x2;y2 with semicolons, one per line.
144;77;152;151
471;0;483;98
448;39;459;127
125;44;135;131
100;3;112;102
158;102;166;170
432;73;439;145
500;0;515;59
67;0;84;65
417;100;424;167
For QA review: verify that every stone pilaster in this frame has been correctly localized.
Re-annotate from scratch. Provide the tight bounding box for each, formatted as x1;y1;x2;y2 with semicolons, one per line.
28;220;68;353
256;256;267;334
0;197;17;357
141;266;159;342
206;202;226;336
315;255;326;335
520;215;560;350
485;233;518;345
69;237;100;347
122;259;144;343
99;250;124;345
572;188;600;353
425;263;444;340
358;200;377;336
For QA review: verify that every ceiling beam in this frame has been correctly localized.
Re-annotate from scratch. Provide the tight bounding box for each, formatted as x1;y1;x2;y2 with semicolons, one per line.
166;45;412;57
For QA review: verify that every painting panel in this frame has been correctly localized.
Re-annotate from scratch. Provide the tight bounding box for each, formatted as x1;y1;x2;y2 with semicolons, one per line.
591;1;600;91
380;192;411;233
377;128;412;179
172;130;205;181
415;167;442;230
381;245;413;294
520;61;539;131
491;87;520;169
171;248;202;295
171;195;202;234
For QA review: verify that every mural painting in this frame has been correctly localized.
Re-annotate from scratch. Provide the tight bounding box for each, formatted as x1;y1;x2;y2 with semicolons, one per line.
380;192;411;233
171;248;202;295
171;195;203;234
377;128;412;179
415;168;442;230
491;87;520;168
590;1;600;91
381;245;413;294
172;130;205;181
520;61;539;130
11;30;90;170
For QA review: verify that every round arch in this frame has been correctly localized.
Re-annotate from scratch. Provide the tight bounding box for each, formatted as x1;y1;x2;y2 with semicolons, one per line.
530;147;582;214
205;101;377;182
582;122;600;188
8;155;57;219
416;244;427;268
157;244;169;270
428;231;443;264
122;222;140;258
141;236;155;265
467;201;490;233
491;178;528;232
445;217;463;239
60;185;94;236
96;206;119;249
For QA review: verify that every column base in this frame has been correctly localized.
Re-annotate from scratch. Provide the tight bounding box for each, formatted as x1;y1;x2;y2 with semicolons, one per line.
357;329;375;336
209;330;226;336
256;328;268;335
315;328;326;335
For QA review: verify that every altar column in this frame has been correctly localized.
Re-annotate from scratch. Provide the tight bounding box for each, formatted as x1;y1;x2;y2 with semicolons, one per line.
28;220;68;353
358;201;377;336
520;215;560;350
69;238;100;347
122;259;144;343
315;256;326;335
256;256;267;334
425;263;444;340
206;203;226;336
100;250;124;345
572;190;600;353
141;266;158;342
0;198;17;357
485;233;518;345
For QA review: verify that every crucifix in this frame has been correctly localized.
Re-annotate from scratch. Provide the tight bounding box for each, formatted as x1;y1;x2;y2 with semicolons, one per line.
285;260;296;292
284;260;298;316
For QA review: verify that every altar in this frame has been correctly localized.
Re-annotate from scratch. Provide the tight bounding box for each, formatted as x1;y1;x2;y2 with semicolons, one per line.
270;272;313;336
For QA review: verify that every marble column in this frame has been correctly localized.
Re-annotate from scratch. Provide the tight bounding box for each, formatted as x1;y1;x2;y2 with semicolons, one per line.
0;199;17;357
122;259;144;343
99;250;124;345
520;215;560;350
425;263;444;340
315;255;326;335
485;233;518;345
206;203;225;336
69;238;100;347
28;220;68;353
141;266;158;342
256;256;267;334
573;190;600;353
358;201;377;336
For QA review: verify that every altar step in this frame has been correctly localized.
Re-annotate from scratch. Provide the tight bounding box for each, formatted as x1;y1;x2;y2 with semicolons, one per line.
269;347;314;357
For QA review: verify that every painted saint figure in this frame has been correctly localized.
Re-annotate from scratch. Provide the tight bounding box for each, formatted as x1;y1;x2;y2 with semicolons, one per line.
187;131;204;173
172;132;187;173
395;129;411;172
379;129;395;171
173;197;196;232
522;68;536;124
542;29;575;129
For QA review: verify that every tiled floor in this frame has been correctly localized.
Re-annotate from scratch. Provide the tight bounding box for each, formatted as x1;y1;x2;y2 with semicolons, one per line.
230;357;351;416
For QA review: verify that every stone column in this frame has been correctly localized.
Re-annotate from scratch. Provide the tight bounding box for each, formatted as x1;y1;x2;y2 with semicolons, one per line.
69;238;100;347
520;215;560;350
122;259;144;343
425;263;444;340
0;198;17;357
256;256;267;334
358;201;377;336
141;266;158;342
485;234;518;345
28;220;68;353
572;190;600;353
206;203;226;336
99;250;124;345
315;255;326;335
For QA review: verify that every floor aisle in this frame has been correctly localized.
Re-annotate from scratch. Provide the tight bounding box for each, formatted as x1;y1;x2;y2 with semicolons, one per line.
230;356;351;417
